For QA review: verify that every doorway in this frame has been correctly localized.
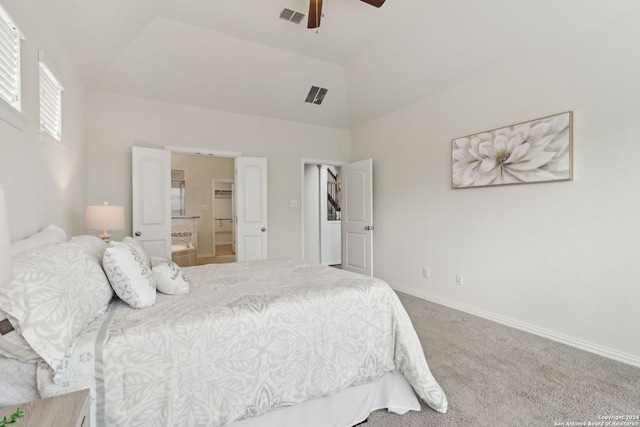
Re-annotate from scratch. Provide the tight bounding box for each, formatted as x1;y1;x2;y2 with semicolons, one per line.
302;162;342;266
211;179;236;263
133;146;268;264
170;152;235;264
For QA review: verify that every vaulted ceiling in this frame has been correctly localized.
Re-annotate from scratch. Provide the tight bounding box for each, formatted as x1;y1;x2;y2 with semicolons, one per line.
34;0;640;129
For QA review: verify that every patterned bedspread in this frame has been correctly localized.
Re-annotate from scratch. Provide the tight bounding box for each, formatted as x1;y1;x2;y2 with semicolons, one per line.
37;259;447;426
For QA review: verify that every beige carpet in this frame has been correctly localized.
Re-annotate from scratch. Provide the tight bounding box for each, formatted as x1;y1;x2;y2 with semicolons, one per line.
365;292;640;426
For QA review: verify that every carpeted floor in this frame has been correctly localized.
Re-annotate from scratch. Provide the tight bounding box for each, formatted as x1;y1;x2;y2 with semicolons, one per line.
365;292;640;427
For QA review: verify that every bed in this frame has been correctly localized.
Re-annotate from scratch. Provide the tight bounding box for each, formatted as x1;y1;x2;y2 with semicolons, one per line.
0;226;447;426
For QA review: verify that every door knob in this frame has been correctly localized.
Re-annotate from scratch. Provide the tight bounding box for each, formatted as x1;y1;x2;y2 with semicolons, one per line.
261;227;267;232
364;226;375;231
135;231;142;236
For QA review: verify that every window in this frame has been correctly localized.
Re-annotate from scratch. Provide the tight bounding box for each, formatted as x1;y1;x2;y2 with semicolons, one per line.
0;3;22;110
0;2;25;130
39;60;63;143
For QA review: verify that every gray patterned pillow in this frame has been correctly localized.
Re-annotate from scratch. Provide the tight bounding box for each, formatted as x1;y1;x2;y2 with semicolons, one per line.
123;236;151;269
0;242;113;372
0;312;40;361
103;242;156;308
71;235;108;263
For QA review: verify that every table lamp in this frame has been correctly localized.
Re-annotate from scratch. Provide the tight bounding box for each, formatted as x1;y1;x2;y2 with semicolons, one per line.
85;201;125;242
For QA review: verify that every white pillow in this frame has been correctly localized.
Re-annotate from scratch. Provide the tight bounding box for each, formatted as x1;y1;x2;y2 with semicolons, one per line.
122;236;151;269
151;257;190;295
71;235;108;263
10;224;67;256
103;242;156;308
0;242;113;372
0;313;40;362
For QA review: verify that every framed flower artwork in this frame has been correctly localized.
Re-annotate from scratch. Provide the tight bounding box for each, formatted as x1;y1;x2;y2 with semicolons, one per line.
451;111;573;189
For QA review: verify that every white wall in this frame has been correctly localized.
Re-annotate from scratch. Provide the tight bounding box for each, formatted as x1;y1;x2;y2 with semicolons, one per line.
351;11;640;364
0;0;87;241
87;92;350;257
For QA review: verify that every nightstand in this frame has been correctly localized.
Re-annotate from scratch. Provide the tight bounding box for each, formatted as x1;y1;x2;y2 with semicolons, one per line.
0;389;89;427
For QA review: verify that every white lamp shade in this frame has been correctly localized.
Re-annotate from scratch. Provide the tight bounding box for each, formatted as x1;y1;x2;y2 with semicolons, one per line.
0;185;13;286
85;204;125;231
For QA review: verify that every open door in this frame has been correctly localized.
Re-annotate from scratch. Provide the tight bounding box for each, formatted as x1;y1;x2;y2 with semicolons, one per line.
341;159;373;276
236;157;267;261
132;146;171;258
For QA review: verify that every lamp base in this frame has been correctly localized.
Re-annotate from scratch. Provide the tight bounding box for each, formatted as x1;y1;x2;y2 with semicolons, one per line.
99;231;112;243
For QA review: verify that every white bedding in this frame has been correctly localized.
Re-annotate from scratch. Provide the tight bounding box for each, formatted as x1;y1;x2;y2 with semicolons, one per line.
37;258;447;426
0;356;38;407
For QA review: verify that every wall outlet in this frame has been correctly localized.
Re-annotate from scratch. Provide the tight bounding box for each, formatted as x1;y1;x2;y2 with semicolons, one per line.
422;267;430;278
456;274;463;286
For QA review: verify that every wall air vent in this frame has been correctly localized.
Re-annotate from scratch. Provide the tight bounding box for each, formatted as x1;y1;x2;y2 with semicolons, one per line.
305;86;328;105
280;8;305;24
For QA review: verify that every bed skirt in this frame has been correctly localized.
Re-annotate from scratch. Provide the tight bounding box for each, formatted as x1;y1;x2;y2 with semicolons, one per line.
228;372;419;427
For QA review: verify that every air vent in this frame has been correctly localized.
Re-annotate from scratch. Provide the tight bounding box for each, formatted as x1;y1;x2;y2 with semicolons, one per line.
280;8;305;24
305;86;328;105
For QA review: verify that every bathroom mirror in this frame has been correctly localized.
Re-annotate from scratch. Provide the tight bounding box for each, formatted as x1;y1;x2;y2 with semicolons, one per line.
171;170;186;217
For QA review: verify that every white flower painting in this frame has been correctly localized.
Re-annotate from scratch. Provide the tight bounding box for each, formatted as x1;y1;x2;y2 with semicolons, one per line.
452;111;573;188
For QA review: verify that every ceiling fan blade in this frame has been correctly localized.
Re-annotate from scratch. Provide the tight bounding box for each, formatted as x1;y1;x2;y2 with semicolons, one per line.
307;0;323;29
360;0;385;7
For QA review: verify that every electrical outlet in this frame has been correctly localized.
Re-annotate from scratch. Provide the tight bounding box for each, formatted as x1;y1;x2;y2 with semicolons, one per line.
456;274;463;286
422;267;430;278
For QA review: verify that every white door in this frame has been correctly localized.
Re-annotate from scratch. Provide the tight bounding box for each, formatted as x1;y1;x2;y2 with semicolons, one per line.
236;157;267;261
341;159;373;276
231;183;236;254
132;146;171;258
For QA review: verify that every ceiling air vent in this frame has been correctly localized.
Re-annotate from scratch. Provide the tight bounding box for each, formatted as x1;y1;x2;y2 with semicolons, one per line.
280;8;305;24
305;86;328;105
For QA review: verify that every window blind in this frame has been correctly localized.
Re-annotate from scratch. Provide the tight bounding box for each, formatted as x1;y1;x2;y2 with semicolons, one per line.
39;62;63;141
0;5;21;110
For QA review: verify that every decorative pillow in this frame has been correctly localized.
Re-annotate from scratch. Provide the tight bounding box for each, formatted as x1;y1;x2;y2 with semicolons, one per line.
0;242;114;372
151;257;190;295
103;242;156;308
71;235;108;263
122;236;151;269
10;224;67;256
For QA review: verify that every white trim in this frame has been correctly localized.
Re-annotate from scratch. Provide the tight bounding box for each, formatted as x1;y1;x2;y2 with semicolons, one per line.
39;130;66;151
301;158;346;167
392;284;640;369
300;158;346;260
0;97;26;130
0;2;24;39
37;50;65;90
165;145;241;158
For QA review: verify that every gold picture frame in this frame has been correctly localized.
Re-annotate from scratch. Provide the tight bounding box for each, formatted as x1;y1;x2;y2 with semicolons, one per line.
451;111;573;189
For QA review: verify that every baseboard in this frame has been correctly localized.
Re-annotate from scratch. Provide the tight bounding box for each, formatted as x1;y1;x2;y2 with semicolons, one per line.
392;284;640;369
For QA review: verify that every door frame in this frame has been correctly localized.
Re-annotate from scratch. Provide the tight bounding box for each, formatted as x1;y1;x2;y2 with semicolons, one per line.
300;158;346;262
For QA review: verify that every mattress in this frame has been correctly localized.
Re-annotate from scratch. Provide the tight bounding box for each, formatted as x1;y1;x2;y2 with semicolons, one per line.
36;258;447;426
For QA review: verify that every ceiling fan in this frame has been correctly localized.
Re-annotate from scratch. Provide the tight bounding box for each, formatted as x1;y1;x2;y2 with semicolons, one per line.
307;0;386;29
